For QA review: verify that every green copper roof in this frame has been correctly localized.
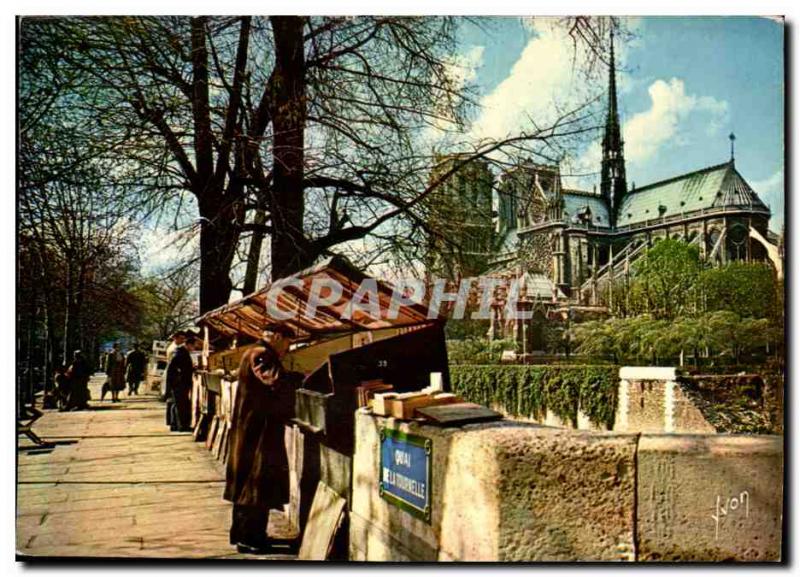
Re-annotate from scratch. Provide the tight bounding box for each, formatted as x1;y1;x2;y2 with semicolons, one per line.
617;162;769;227
563;192;611;228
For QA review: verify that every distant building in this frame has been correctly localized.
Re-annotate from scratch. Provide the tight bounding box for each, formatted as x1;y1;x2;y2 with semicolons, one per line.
425;154;494;279
489;29;778;310
426;29;781;350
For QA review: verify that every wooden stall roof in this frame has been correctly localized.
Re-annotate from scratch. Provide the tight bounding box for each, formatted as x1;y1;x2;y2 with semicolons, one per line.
197;256;436;342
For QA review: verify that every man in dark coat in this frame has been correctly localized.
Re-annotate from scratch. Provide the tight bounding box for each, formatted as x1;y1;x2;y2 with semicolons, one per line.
224;324;301;554
125;343;147;395
165;334;196;432
66;350;91;410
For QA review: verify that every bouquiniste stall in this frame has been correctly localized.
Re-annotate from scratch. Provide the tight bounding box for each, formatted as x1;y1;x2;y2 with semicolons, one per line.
194;256;452;557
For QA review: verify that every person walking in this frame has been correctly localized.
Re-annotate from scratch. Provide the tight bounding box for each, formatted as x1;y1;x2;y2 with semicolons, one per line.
165;334;196;432
224;324;302;554
125;343;147;396
104;343;126;403
53;365;71;411
66;350;91;410
163;331;185;425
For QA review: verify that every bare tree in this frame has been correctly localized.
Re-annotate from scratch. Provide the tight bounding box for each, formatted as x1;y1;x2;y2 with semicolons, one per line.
20;16;623;313
136;265;200;340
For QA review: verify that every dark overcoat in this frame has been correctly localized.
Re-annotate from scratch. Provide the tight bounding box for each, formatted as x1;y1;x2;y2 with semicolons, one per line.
165;345;194;428
223;344;299;508
125;350;147;383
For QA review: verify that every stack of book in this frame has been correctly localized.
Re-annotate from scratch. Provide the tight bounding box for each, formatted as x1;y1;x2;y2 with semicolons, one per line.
355;379;394;408
372;391;461;419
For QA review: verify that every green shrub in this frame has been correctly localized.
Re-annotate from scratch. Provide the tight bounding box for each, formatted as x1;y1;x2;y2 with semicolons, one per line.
449;364;618;429
446;338;517;365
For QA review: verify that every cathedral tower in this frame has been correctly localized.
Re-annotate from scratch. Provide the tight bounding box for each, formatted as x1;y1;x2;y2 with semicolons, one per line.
600;27;627;225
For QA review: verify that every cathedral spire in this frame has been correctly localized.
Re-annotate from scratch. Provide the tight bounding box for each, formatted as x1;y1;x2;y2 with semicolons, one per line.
600;25;627;226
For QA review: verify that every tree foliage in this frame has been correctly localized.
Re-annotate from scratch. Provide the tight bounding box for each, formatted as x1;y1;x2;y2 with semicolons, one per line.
570;312;781;366
626;238;702;320
20;16;616;312
449;364;619;429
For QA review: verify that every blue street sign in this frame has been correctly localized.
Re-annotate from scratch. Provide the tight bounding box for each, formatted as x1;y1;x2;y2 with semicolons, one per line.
379;428;432;522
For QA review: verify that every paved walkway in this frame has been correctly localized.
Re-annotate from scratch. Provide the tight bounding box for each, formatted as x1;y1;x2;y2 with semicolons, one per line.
16;376;295;560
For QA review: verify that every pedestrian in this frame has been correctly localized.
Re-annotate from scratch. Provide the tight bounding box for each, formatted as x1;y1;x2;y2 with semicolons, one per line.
224;324;302;554
104;343;126;403
53;365;71;411
163;331;185;421
125;343;147;396
66;350;91;410
165;330;186;362
165;333;196;432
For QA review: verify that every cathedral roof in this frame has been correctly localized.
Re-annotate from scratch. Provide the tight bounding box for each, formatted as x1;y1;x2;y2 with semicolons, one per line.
563;191;611;228
616;161;770;227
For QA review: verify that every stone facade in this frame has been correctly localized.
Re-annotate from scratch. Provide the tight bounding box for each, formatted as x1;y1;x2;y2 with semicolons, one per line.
492;161;774;306
425;154;494;279
486;33;778;306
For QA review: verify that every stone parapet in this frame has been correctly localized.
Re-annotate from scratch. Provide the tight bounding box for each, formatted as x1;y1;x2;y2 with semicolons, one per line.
350;411;782;561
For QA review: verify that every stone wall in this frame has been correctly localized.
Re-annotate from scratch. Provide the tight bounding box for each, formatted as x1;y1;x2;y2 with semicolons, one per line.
350;412;637;561
615;367;716;433
615;367;781;435
637;435;783;561
349;411;782;561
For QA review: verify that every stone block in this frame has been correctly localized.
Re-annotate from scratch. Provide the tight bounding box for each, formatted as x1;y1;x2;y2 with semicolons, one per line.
350;410;456;561
490;427;637;561
620;366;680;381
616;379;667;433
351;411;637;561
637;434;783;561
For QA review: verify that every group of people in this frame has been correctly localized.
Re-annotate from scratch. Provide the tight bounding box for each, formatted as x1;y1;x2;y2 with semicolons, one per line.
158;323;303;554
101;342;148;402
53;350;92;411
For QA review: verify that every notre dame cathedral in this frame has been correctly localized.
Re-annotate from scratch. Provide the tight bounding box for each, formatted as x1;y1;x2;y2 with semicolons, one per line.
429;31;780;320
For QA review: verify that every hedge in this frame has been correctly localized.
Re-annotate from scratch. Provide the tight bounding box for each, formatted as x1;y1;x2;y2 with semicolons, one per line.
449;365;619;429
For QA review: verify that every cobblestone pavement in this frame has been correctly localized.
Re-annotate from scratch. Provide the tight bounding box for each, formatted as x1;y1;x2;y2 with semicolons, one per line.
17;376;296;560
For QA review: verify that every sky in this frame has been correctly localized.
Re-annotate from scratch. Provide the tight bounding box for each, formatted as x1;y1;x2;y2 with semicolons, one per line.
139;15;785;279
452;16;784;230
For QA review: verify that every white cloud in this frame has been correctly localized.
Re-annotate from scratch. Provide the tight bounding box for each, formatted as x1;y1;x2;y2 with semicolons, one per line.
751;168;784;231
469;18;646;146
623;78;729;163
139;224;200;275
567;77;729;188
448;45;485;88
469;23;586;143
421;45;485;143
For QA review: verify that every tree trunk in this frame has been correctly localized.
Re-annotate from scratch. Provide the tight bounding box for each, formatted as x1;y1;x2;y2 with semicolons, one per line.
198;198;238;313
191;16;240;313
268;16;314;281
242;206;267;295
43;299;58;398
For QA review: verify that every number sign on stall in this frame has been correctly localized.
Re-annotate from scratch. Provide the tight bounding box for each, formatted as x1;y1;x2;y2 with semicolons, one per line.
379;428;432;522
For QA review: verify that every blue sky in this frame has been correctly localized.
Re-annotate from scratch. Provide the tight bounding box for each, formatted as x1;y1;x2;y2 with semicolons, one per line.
452;16;784;230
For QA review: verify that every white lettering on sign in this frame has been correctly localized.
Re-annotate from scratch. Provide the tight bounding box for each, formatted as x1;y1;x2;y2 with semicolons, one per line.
382;467;426;500
711;490;750;540
394;450;411;467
